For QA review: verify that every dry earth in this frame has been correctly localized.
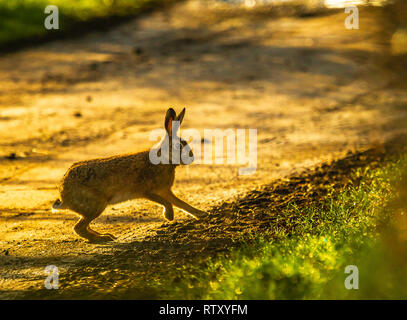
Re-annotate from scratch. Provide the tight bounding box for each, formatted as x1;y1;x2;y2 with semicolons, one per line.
0;1;406;298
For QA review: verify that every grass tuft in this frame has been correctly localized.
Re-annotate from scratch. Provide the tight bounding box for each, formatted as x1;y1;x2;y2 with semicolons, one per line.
0;0;177;47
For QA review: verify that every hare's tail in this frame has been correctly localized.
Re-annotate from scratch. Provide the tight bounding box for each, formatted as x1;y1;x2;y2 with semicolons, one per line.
52;199;67;212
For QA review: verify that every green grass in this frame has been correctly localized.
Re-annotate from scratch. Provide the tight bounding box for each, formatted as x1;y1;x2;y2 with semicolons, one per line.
151;154;407;299
0;0;176;47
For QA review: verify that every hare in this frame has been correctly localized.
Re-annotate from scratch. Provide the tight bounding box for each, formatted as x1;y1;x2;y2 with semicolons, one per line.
52;108;208;242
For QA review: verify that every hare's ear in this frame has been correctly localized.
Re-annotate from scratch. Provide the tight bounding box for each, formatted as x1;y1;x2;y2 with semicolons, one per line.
175;108;185;126
165;108;177;135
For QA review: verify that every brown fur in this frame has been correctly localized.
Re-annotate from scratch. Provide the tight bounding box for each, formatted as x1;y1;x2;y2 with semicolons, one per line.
53;108;207;243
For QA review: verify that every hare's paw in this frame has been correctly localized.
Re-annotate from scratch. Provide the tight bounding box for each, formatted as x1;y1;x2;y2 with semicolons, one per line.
193;210;209;220
102;233;117;240
89;234;116;243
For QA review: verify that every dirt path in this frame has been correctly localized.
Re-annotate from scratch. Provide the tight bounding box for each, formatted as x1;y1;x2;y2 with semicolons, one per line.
0;1;406;298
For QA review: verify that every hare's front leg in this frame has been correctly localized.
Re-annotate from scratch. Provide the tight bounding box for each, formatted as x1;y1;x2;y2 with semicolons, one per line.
144;193;174;221
161;190;208;220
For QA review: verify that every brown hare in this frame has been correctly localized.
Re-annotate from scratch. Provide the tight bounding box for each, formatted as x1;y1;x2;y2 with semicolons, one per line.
52;108;208;242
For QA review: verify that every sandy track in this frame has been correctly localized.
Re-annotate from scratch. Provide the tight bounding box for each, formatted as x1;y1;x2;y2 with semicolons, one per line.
0;1;406;298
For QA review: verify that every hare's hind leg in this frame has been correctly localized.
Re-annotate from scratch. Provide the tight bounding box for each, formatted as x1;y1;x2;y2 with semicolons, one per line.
74;216;116;243
67;190;115;242
144;192;174;221
161;190;208;220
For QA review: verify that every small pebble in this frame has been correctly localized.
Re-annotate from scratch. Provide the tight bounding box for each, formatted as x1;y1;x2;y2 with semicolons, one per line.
6;153;17;160
133;47;144;55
